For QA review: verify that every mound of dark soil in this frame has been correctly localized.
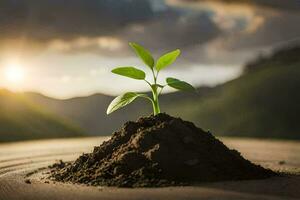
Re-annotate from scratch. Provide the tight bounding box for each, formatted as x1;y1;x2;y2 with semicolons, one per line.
50;113;275;187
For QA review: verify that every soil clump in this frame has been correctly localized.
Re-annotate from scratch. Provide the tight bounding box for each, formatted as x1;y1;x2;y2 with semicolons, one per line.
50;113;275;187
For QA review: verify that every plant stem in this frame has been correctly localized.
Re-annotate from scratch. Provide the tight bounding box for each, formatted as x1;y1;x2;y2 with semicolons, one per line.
152;86;160;115
151;69;161;115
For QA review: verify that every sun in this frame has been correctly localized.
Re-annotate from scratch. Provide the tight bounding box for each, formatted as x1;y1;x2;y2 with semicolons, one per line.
4;63;25;83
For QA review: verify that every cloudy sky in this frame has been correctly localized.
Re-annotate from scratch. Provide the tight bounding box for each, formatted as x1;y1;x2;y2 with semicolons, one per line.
0;0;299;98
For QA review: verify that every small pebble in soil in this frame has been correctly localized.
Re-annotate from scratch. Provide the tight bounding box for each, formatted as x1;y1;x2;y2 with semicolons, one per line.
25;179;31;184
279;160;286;165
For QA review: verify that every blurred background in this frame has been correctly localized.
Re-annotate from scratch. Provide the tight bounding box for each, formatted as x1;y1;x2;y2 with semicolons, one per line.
0;0;299;142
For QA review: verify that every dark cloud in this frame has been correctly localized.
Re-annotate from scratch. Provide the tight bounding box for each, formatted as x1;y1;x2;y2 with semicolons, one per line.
229;12;300;50
1;0;220;58
249;0;300;11
0;0;153;41
166;0;300;65
120;10;221;51
179;0;300;11
0;0;299;65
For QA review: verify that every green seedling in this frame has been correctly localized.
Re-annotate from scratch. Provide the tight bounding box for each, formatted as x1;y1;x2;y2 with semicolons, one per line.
107;42;195;115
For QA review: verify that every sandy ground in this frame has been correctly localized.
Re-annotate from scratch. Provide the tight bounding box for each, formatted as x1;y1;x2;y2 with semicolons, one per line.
0;137;299;200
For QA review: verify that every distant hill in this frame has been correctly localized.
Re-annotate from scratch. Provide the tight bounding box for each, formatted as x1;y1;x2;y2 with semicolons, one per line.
25;89;210;135
166;46;300;139
244;46;300;73
26;45;300;140
0;89;84;142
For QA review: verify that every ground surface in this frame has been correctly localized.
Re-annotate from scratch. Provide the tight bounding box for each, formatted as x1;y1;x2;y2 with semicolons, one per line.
0;137;299;200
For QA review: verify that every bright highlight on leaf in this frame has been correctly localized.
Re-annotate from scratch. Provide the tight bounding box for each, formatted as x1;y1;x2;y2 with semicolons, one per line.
129;42;154;69
166;77;195;91
107;43;195;115
112;67;146;80
156;49;180;71
107;92;144;114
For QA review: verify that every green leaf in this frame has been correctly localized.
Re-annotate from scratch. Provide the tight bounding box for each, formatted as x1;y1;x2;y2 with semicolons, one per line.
166;77;195;91
156;49;180;71
107;92;144;114
129;42;154;69
112;67;146;80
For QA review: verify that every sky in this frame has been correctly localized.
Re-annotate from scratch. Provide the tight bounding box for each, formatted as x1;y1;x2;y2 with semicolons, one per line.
0;0;299;98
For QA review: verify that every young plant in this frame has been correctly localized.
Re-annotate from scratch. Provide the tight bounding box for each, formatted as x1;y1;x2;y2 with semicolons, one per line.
107;42;195;115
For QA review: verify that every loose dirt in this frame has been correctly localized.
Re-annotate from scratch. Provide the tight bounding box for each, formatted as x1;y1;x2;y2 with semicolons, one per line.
50;113;275;187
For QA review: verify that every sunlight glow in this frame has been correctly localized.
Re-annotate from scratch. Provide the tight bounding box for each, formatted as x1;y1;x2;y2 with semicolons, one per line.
4;62;25;83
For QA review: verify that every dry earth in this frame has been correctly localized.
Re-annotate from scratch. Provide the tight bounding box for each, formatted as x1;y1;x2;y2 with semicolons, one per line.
0;137;299;200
